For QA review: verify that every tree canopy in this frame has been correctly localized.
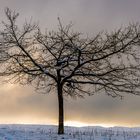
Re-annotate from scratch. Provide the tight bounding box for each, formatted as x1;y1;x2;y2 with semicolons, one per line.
0;8;140;134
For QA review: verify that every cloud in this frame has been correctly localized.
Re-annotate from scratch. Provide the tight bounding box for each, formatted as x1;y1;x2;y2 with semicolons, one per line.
0;0;140;126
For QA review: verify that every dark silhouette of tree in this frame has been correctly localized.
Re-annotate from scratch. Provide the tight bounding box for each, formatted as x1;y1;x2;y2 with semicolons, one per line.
0;8;140;134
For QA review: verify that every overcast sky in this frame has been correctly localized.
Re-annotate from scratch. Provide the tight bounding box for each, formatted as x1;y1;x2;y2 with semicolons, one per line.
0;0;140;127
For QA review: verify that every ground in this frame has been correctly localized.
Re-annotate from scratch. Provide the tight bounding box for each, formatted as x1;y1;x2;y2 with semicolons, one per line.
0;124;140;140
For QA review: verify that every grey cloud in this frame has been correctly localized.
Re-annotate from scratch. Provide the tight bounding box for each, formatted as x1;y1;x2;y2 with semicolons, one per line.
0;0;140;126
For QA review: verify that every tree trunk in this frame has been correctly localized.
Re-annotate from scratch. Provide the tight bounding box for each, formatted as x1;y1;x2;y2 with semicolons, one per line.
57;84;64;134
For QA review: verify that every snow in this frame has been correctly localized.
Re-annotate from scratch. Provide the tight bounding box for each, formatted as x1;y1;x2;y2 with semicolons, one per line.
0;124;140;140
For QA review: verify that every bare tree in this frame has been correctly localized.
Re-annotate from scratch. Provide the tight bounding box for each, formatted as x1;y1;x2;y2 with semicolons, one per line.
0;8;140;134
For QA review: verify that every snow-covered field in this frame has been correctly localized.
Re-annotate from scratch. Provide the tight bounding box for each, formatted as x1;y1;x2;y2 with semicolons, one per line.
0;124;140;140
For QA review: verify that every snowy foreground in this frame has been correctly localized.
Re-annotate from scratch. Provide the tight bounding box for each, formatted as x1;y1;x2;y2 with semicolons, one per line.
0;125;140;140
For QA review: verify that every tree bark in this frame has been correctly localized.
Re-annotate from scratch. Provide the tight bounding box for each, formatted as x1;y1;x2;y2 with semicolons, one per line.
57;84;64;134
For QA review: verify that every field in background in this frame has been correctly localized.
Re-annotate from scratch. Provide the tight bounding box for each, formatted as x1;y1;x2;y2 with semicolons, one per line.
0;124;140;140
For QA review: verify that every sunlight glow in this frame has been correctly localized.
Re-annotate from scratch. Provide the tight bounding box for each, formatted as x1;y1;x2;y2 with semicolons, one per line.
65;121;87;127
65;121;115;128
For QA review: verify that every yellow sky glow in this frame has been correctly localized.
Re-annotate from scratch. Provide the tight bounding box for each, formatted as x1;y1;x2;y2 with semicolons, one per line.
0;83;140;127
65;121;115;127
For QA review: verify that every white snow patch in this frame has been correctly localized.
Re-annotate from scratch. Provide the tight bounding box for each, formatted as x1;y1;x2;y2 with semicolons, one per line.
0;124;140;140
